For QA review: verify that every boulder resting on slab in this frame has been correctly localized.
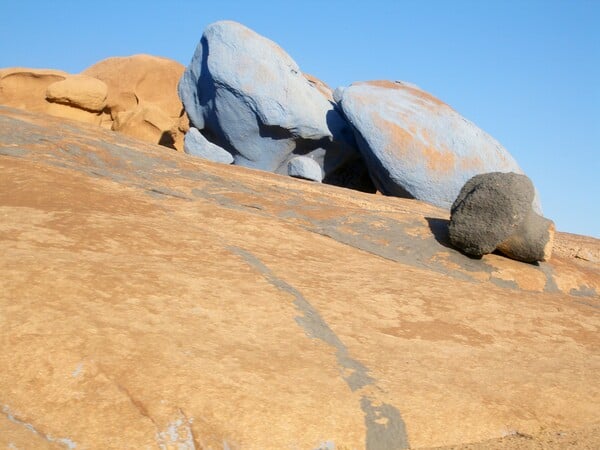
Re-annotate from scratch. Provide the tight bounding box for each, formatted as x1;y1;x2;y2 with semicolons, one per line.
178;20;369;189
449;172;554;262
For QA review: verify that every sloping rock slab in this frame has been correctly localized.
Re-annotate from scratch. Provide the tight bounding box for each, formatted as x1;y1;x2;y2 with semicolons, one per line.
339;80;541;211
0;106;598;449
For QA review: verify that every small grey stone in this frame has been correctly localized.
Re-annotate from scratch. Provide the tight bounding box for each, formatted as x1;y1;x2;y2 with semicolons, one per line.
288;156;323;182
183;127;233;164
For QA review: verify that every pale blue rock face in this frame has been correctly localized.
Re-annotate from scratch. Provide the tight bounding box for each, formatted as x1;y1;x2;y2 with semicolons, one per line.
183;127;233;164
339;81;542;212
287;156;324;182
178;21;364;185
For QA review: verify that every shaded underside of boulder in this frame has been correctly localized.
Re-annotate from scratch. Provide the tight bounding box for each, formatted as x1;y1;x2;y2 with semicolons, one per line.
184;127;234;164
287;155;323;182
339;80;541;211
178;20;372;191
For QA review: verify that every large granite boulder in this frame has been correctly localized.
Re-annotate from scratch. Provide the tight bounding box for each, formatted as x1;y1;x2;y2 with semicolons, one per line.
184;127;233;164
338;80;541;211
449;172;554;262
178;21;368;188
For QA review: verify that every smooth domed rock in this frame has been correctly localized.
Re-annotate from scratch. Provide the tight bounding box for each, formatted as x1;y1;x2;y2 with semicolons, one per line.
0;68;68;112
449;172;554;262
45;75;108;112
339;80;541;211
287;156;323;182
82;55;185;118
178;21;368;188
184;127;233;164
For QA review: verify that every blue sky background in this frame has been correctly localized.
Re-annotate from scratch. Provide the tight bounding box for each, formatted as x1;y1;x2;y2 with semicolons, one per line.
1;1;598;237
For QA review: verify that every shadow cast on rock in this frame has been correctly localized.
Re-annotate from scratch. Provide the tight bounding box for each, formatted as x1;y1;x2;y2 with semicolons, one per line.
425;216;483;260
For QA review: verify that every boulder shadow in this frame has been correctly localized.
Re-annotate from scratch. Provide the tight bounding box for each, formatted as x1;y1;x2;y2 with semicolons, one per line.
425;216;483;260
159;131;176;150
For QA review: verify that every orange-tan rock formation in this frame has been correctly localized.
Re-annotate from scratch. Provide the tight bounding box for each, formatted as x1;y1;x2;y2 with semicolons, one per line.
0;55;187;150
0;106;598;449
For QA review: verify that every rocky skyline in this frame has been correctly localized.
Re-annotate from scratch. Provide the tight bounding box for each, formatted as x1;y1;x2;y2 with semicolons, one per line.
1;1;598;236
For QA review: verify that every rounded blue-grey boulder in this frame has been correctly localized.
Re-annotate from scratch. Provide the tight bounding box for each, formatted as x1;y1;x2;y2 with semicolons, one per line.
178;21;369;189
287;156;323;182
338;80;541;211
184;127;233;164
449;172;554;262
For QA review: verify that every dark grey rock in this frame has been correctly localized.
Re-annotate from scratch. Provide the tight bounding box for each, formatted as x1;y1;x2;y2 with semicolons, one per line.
287;156;323;182
449;172;554;262
183;127;233;164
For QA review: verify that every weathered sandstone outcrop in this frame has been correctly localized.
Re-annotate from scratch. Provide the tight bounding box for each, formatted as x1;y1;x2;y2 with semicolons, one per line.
0;55;188;150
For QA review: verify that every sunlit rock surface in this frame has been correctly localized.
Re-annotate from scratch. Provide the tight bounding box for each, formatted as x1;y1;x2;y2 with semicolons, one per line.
0;107;598;449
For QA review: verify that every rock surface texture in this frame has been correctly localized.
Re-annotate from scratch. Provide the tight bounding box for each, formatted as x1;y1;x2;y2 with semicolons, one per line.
45;75;108;112
178;21;368;188
449;172;554;262
287;155;323;182
1;107;599;449
184;127;234;164
339;80;541;210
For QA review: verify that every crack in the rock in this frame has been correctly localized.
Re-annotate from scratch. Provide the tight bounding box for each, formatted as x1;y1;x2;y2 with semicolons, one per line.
2;404;77;449
228;246;409;449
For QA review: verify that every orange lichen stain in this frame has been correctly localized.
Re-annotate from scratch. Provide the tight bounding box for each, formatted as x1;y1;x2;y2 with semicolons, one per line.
488;261;546;292
357;80;447;108
380;319;494;347
423;146;456;173
551;255;600;295
459;155;485;171
369;111;414;156
359;80;405;90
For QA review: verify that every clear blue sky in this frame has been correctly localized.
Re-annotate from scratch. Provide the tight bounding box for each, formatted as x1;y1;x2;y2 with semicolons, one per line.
1;1;598;237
